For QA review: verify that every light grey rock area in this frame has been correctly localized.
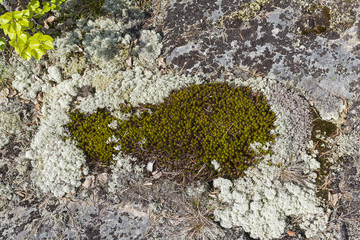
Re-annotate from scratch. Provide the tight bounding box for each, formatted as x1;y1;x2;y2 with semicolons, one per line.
0;0;359;239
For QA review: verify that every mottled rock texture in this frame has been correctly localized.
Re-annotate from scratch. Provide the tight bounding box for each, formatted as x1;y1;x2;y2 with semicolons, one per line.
158;0;360;121
1;0;360;239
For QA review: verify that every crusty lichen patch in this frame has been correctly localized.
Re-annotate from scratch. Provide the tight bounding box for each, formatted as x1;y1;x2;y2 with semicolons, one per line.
0;112;21;148
211;77;328;240
237;0;269;22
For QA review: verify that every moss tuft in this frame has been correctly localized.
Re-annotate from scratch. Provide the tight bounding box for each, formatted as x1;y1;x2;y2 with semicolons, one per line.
64;82;276;181
297;4;331;35
310;107;337;205
237;0;269;22
64;0;107;21
64;108;117;165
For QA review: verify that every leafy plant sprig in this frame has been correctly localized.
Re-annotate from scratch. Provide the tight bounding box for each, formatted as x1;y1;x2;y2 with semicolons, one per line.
0;0;67;60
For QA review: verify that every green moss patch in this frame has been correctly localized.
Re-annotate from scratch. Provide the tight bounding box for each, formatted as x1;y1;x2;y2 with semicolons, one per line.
310;108;337;205
237;0;269;22
65;108;117;165
61;0;107;22
64;82;276;181
297;4;331;35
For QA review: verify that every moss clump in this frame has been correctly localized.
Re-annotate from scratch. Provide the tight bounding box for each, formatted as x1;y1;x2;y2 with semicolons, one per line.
237;0;269;22
65;82;276;181
61;0;107;22
64;108;117;165
297;4;331;35
135;0;153;10
310;108;337;205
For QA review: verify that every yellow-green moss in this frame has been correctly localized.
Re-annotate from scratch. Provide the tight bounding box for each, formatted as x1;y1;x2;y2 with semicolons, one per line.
64;82;276;181
64;108;117;165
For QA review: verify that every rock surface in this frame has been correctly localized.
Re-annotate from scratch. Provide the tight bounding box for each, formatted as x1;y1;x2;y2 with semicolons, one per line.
0;0;359;239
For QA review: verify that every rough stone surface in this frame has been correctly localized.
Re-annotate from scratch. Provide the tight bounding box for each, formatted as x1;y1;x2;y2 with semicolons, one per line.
158;0;360;121
0;0;360;239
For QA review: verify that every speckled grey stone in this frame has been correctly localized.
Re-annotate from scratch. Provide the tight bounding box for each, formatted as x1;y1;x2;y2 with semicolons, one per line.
158;0;360;121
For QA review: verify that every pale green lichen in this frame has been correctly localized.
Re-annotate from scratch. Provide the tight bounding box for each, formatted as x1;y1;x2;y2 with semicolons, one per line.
134;30;163;69
62;52;87;78
211;77;328;239
0;112;21;148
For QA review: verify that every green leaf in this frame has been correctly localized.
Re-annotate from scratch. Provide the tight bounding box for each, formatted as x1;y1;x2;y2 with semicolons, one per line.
51;0;67;5
39;33;53;42
30;33;54;50
21;48;33;61
29;38;41;49
9;36;33;61
7;31;16;40
17;33;29;47
2;23;10;35
30;48;41;60
17;18;32;29
8;32;17;39
34;8;42;15
34;1;51;19
10;22;22;34
9;34;28;50
0;12;13;25
49;0;67;11
9;35;26;49
50;5;60;10
27;0;40;12
0;38;6;51
42;40;54;50
0;0;4;4
32;47;47;60
22;9;32;18
31;32;42;39
42;2;51;13
34;12;44;19
9;38;21;53
12;11;24;19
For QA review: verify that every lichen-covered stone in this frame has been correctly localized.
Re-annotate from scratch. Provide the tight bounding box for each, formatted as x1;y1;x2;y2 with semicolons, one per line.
135;30;163;69
27;76;89;198
27;66;203;197
49;17;133;71
211;77;327;239
11;58;52;100
213;162;328;240
0;112;21;148
47;66;63;83
158;0;360;120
